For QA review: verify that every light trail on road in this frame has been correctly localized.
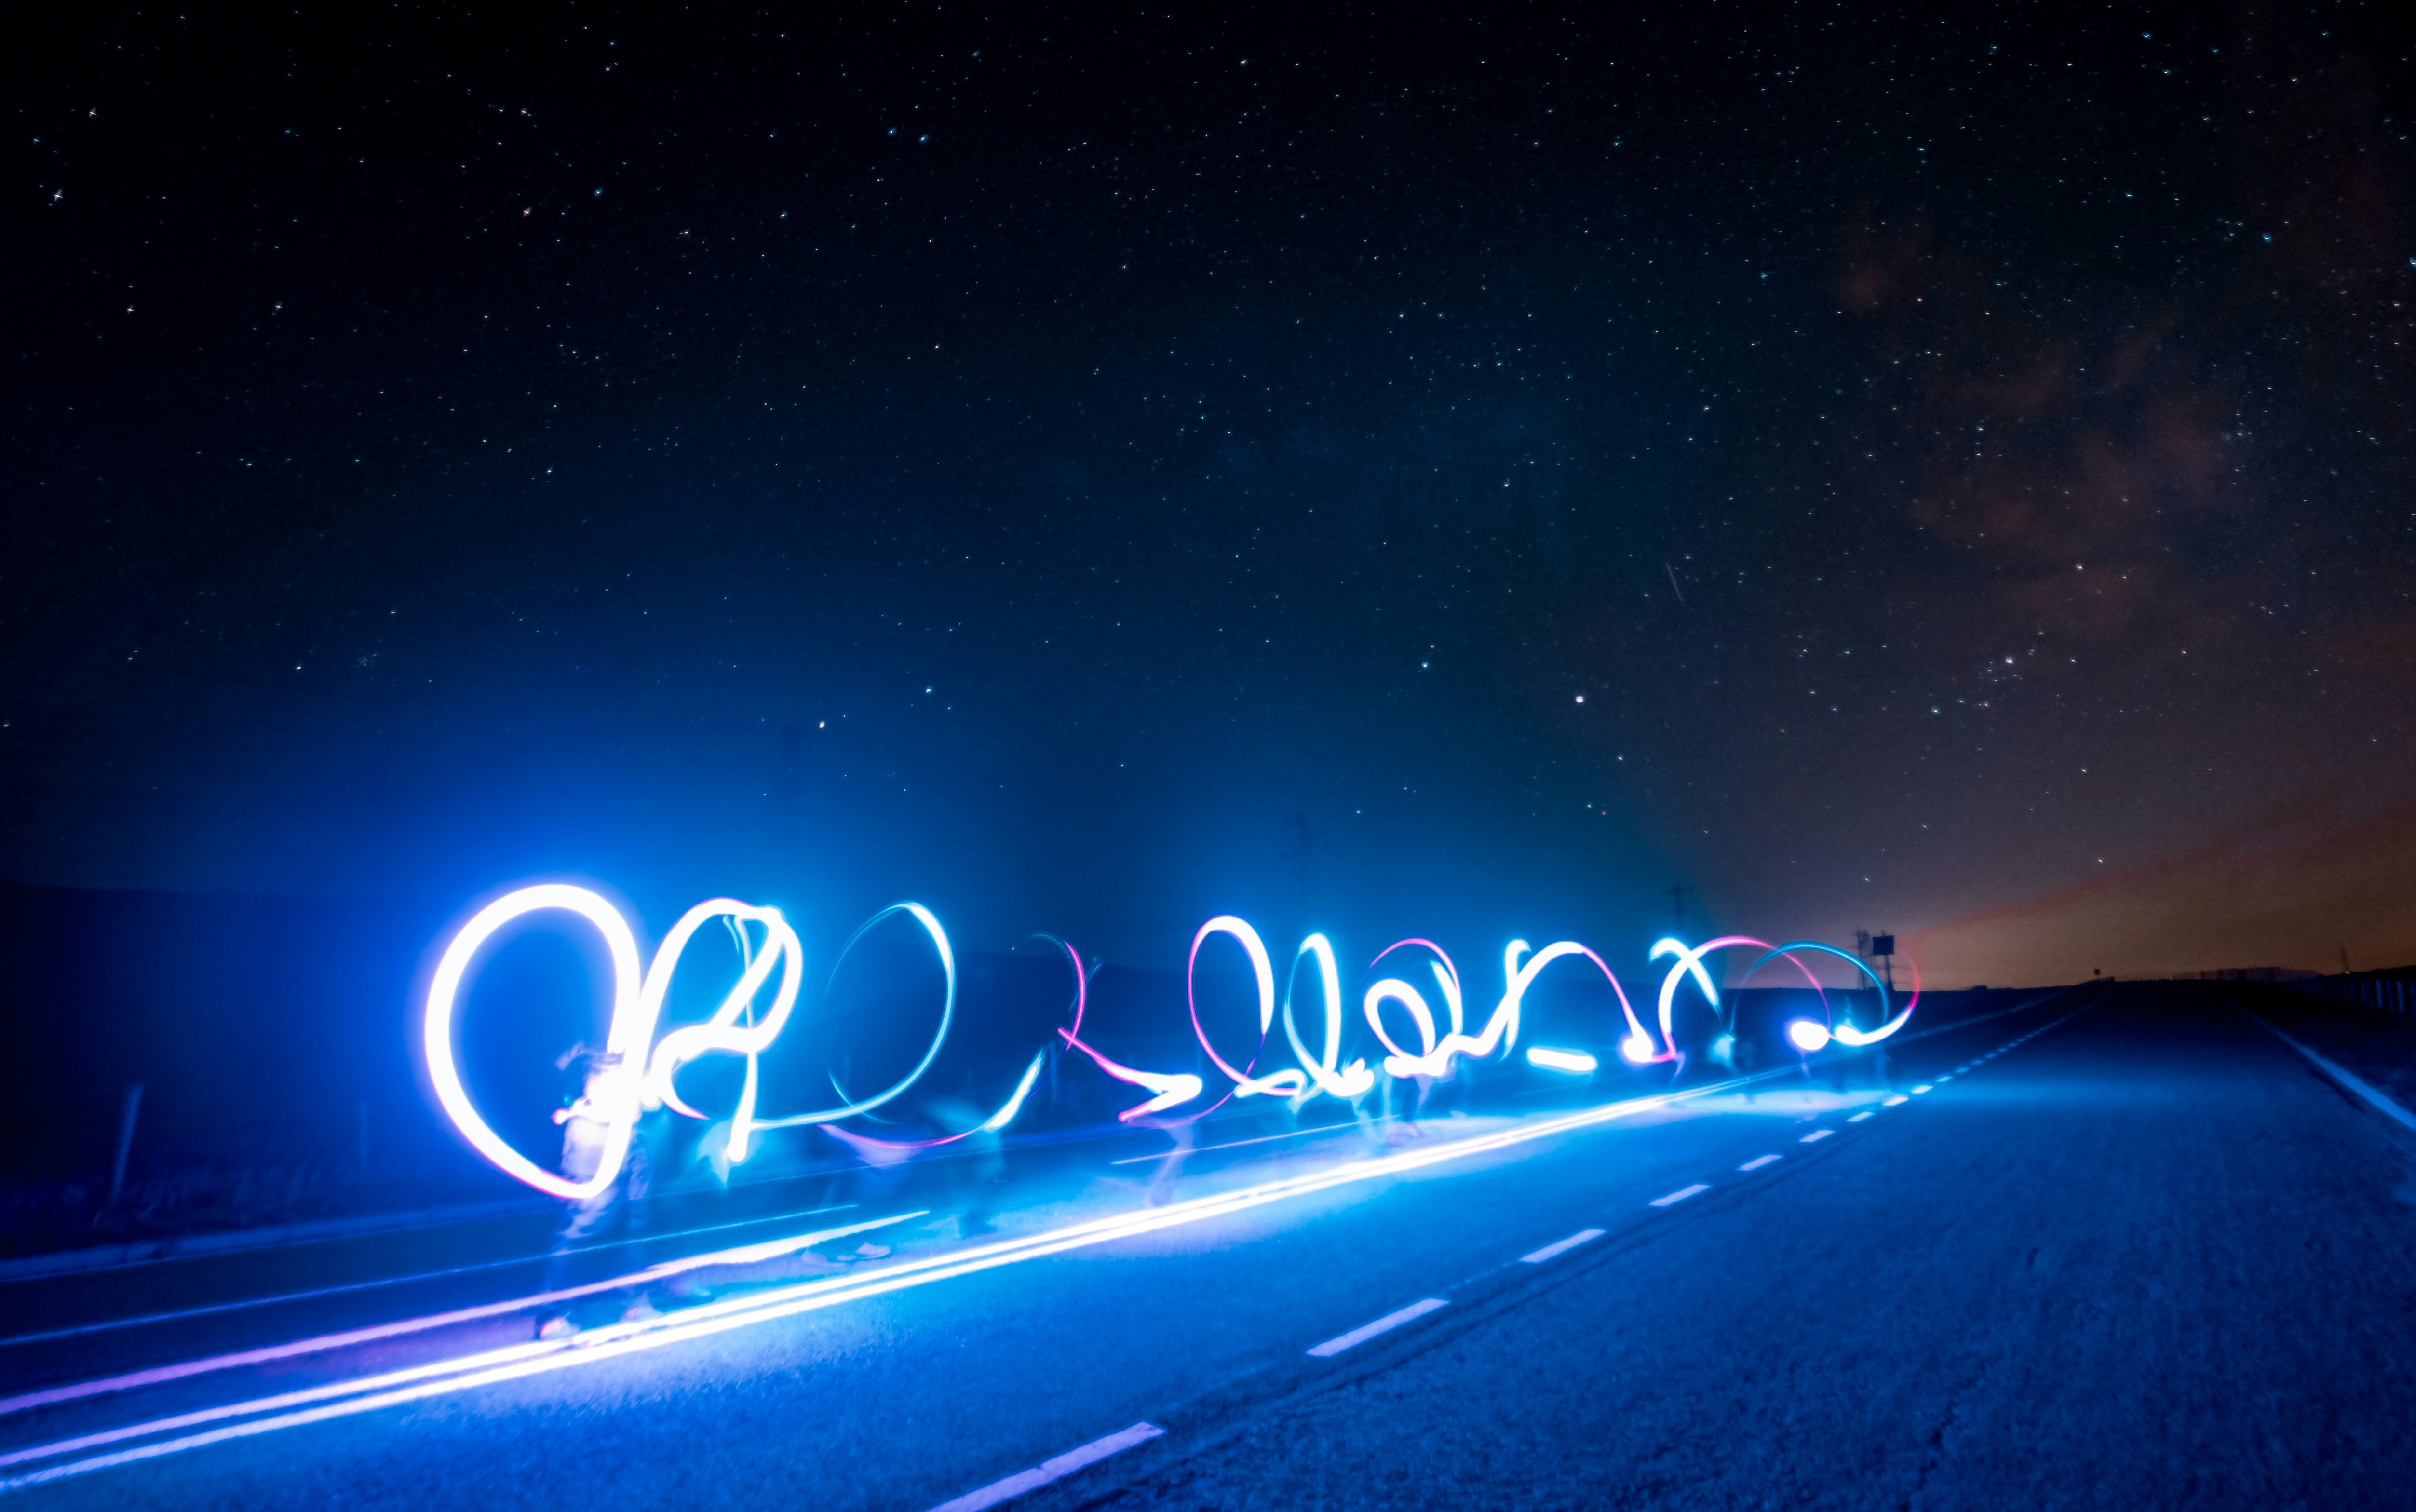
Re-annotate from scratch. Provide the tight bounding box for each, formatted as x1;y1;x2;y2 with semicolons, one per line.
0;1060;1835;1490
0;988;2092;1498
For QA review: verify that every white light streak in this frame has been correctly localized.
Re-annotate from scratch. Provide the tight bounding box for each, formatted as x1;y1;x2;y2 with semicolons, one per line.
1524;1046;1598;1074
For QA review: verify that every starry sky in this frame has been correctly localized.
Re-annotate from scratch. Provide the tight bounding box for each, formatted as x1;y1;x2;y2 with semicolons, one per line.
7;3;2414;985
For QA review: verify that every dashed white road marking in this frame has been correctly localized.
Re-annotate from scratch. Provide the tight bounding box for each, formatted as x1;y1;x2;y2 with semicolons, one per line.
924;1422;1164;1512
1520;1228;1606;1264
1847;1111;1874;1123
1799;1129;1834;1144
1738;1154;1781;1171
1883;1094;1910;1106
1911;1084;1934;1094
1307;1298;1450;1358
1650;1184;1710;1208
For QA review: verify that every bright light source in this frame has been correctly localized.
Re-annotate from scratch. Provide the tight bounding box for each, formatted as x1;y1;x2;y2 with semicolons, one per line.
1787;1020;1832;1052
425;888;953;1196
1525;1046;1597;1074
424;884;646;1200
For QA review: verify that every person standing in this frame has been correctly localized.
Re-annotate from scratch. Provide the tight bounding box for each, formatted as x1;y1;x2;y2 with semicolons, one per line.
535;1046;670;1338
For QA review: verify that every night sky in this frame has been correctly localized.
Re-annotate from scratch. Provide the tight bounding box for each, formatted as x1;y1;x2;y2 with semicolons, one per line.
8;3;2415;986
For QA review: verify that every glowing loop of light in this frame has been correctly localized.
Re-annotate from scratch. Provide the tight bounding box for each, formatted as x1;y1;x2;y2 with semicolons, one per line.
637;901;805;1165
734;902;957;1138
424;886;957;1197
1502;939;1653;1067
1650;933;1908;1060
424;886;648;1201
1360;937;1650;1078
1188;917;1309;1100
1651;934;1773;1064
1743;940;1919;1053
1053;937;1205;1122
1281;934;1375;1101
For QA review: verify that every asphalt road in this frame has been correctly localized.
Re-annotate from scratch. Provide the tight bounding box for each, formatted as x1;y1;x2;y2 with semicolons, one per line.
6;982;2413;1510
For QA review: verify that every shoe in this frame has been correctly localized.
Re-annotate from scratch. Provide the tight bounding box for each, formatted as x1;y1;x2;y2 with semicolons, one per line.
537;1315;579;1341
620;1297;662;1323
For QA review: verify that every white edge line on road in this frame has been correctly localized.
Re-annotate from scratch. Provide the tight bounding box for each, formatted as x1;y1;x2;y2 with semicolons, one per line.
923;1422;1164;1512
2241;1009;2416;1135
1649;1184;1710;1208
1307;1298;1450;1358
1737;1154;1780;1172
1519;1228;1605;1265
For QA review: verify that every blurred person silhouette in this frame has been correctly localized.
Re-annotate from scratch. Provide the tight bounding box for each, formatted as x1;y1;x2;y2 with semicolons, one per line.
817;1122;911;1260
1145;1117;1194;1206
925;1076;1007;1237
1399;1069;1433;1137
1427;1054;1472;1119
1827;989;1892;1095
1724;1011;1759;1102
535;1044;675;1339
1338;1003;1393;1153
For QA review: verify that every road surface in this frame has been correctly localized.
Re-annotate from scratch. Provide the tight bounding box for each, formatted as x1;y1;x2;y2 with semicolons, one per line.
3;982;2411;1510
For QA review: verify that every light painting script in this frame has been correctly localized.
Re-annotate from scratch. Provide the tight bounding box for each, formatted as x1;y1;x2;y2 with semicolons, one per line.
423;884;1917;1197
